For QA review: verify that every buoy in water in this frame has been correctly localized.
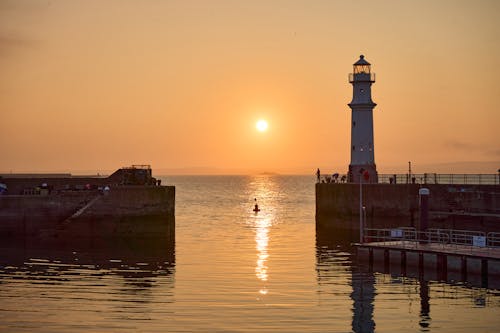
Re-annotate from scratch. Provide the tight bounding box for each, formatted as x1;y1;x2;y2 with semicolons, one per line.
253;198;261;212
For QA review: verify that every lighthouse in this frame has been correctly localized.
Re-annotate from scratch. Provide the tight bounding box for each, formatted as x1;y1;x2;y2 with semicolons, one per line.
348;55;378;183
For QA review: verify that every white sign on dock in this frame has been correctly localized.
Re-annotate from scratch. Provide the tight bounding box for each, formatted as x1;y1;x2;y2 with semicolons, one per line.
473;236;486;247
391;229;403;238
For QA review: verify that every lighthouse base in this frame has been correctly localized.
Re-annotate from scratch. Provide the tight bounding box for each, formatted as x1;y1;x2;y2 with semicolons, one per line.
348;164;378;183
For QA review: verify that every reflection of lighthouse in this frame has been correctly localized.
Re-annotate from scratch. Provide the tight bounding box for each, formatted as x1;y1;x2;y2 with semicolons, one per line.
351;271;376;333
315;227;375;333
348;55;378;183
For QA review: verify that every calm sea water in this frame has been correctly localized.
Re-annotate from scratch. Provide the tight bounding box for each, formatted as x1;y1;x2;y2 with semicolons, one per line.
1;175;499;332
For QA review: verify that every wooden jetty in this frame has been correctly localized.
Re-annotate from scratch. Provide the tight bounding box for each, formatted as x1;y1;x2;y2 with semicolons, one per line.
355;228;500;288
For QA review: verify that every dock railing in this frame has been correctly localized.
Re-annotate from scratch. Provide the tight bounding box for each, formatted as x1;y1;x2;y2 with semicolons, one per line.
487;232;500;248
363;227;449;249
378;173;499;185
318;173;499;185
363;227;499;251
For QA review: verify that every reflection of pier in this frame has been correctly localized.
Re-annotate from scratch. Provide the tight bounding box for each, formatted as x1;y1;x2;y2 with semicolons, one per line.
0;239;176;328
0;214;176;273
0;226;175;294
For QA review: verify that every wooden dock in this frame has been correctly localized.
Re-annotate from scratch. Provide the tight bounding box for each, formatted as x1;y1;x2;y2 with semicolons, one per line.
355;236;500;289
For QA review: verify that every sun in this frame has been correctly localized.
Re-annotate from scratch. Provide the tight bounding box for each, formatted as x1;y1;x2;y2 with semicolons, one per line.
256;119;268;132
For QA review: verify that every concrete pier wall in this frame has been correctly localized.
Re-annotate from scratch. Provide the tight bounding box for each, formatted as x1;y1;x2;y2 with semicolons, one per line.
316;183;500;232
0;192;97;237
0;186;175;240
79;186;175;219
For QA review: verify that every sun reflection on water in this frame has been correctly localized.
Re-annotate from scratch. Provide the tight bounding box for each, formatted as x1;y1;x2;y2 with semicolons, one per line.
248;175;279;297
255;218;271;283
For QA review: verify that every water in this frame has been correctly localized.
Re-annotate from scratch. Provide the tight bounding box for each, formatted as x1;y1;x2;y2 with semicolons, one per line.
1;175;499;332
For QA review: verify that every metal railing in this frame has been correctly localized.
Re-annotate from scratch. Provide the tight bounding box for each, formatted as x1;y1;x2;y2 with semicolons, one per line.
348;72;376;83
363;227;499;250
317;173;499;185
363;227;447;249
487;232;500;248
379;173;499;185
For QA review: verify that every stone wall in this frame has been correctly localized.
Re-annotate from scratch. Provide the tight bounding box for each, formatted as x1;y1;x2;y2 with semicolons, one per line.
0;192;97;237
316;183;500;232
79;186;175;218
0;186;175;240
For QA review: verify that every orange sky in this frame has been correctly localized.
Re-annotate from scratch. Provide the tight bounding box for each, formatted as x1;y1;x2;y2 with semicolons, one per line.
1;0;499;174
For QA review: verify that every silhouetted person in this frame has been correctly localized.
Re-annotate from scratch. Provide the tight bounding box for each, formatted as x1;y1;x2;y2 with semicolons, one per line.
316;168;321;183
333;173;339;183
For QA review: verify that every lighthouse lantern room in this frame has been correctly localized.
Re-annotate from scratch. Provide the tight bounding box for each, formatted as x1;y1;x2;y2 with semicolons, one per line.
348;55;378;183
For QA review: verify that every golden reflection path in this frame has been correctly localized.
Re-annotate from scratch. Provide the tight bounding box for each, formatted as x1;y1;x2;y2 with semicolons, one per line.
255;217;271;295
249;175;278;296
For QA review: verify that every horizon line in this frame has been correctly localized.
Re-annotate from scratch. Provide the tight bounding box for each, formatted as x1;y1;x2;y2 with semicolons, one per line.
1;160;498;177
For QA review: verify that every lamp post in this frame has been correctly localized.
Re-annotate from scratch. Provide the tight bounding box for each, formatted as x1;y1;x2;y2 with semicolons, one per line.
419;188;430;244
408;161;412;184
360;174;363;243
359;168;369;243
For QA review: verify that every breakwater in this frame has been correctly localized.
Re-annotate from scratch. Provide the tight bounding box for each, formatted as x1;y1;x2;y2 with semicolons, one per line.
0;166;175;242
316;183;500;232
0;186;175;241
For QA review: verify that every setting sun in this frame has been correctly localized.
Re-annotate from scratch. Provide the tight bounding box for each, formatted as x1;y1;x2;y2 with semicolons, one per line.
256;120;268;132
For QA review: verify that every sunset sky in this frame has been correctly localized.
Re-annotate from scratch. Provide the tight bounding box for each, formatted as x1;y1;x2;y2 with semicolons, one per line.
1;0;499;174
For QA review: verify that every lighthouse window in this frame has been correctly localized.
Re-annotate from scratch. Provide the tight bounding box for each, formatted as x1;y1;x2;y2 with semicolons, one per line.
352;145;355;151
353;121;356;127
360;89;364;93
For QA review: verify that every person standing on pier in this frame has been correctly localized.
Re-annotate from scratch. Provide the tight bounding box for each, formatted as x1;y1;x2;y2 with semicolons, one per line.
316;168;321;183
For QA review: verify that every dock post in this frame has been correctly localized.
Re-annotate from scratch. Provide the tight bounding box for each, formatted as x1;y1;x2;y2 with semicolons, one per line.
368;248;374;270
481;259;488;288
384;249;389;273
437;254;447;281
401;250;407;275
461;256;467;281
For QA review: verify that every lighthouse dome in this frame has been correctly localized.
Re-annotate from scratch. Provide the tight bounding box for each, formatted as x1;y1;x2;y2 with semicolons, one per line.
353;55;370;66
353;55;371;74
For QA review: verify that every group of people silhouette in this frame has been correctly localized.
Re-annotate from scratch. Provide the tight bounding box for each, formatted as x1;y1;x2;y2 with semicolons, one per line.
316;168;346;183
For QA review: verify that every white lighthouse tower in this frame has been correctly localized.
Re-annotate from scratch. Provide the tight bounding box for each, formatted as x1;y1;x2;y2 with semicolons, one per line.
348;55;378;183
